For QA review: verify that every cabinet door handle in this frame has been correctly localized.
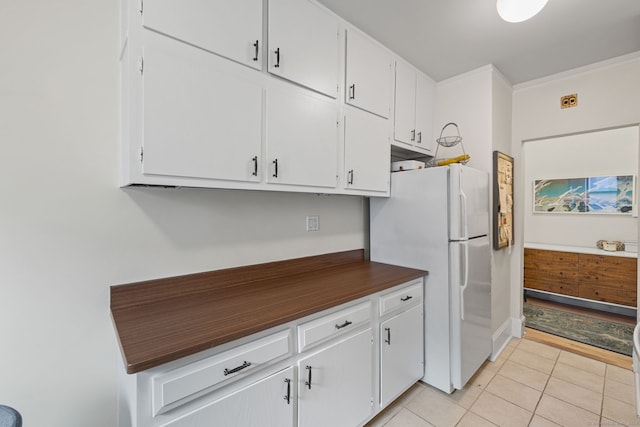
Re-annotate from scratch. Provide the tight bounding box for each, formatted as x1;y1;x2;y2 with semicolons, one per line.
384;327;391;345
335;320;353;330
305;365;312;390
223;360;251;376
252;156;258;176
417;131;422;144
272;159;278;178
284;378;291;404
253;40;259;61
348;169;354;185
274;48;280;68
401;295;413;302
411;129;416;141
349;84;356;100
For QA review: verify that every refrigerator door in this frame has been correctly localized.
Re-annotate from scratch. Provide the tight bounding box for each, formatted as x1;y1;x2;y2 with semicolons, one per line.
449;164;490;240
449;236;492;390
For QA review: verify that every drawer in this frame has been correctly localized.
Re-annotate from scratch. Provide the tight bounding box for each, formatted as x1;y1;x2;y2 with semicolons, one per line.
152;330;291;415
298;302;371;352
379;280;423;316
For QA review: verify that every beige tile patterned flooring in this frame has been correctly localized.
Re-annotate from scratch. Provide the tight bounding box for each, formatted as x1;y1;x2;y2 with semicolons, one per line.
366;337;637;427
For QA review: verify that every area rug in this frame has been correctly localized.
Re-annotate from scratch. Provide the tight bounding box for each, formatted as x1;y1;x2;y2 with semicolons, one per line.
523;303;634;356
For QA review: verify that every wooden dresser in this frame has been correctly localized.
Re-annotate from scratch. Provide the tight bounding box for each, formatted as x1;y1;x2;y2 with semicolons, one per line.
524;246;638;307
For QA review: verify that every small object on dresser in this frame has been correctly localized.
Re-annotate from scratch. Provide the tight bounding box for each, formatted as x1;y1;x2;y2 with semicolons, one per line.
596;240;624;251
391;160;425;172
624;241;637;253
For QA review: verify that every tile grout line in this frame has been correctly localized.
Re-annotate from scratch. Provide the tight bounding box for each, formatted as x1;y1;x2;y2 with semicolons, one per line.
525;345;560;426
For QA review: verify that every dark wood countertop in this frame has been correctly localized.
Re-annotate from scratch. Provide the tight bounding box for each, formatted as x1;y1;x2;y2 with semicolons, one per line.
111;250;427;374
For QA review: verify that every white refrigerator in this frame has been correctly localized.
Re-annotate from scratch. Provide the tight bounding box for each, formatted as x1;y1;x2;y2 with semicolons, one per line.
370;164;492;393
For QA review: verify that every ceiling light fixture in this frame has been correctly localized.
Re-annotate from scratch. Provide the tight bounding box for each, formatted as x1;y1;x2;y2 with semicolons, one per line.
496;0;548;23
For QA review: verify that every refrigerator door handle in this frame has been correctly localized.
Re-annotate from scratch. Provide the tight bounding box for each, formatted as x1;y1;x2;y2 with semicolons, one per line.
460;242;469;321
460;190;468;239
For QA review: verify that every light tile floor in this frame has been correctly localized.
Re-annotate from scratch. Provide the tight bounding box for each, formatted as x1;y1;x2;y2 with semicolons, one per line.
366;337;638;427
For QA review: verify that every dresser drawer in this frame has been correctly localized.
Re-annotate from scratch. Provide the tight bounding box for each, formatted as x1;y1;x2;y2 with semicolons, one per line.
298;302;371;352
379;279;423;316
152;330;291;415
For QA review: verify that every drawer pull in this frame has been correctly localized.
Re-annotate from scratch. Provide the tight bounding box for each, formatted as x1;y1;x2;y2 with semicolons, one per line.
335;320;353;330
223;360;251;376
284;378;291;404
384;327;391;345
401;295;413;302
305;365;312;390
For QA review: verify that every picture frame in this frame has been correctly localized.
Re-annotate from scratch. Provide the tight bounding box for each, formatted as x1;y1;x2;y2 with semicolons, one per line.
533;175;635;214
493;151;514;250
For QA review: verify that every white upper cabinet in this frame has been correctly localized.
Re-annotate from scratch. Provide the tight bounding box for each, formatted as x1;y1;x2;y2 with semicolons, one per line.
415;73;435;153
344;28;392;118
393;60;435;154
266;84;338;189
142;32;263;183
268;0;339;98
344;106;390;193
143;0;263;70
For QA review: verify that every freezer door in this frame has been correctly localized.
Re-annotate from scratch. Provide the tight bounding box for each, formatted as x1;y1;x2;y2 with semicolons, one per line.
449;236;492;390
449;164;490;240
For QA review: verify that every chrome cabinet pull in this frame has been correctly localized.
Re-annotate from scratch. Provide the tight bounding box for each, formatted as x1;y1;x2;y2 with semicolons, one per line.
284;378;291;404
348;84;356;100
384;327;391;345
348;169;354;185
252;156;258;176
253;40;259;61
223;360;251;376
411;129;416;141
401;295;413;302
274;48;280;68
417;131;422;144
272;159;278;178
335;320;352;329
305;365;312;389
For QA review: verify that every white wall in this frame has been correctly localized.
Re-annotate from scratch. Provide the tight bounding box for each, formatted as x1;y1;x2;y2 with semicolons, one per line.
511;53;640;324
434;66;493;172
0;2;366;426
523;126;638;246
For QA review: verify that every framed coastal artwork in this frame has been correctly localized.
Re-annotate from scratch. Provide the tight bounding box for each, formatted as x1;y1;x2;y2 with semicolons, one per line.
493;151;514;250
533;175;635;214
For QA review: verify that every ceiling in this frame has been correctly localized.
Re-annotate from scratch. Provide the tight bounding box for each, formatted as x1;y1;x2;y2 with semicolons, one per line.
316;0;640;85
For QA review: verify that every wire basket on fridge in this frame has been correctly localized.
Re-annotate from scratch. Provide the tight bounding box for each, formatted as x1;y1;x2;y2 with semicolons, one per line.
426;122;469;167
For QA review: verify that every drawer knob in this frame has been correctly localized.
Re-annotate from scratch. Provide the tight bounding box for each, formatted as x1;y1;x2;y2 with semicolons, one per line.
223;360;252;376
335;320;353;330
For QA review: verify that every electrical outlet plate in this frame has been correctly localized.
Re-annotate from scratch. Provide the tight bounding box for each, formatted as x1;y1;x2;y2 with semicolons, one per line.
560;93;578;109
306;215;319;231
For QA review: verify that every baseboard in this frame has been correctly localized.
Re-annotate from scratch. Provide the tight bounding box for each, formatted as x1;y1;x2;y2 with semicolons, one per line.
490;317;513;361
513;315;525;338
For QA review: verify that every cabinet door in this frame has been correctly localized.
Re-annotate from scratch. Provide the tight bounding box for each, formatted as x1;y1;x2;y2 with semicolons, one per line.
144;0;263;70
345;29;392;118
298;329;373;427
268;0;338;98
344;107;390;193
393;60;416;145
266;85;338;189
143;32;262;183
380;305;424;408
414;73;435;153
161;367;294;427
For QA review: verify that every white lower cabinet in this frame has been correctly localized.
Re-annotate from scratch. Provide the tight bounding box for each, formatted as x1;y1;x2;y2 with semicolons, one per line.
125;279;425;427
380;304;424;408
298;328;374;427
160;366;294;427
